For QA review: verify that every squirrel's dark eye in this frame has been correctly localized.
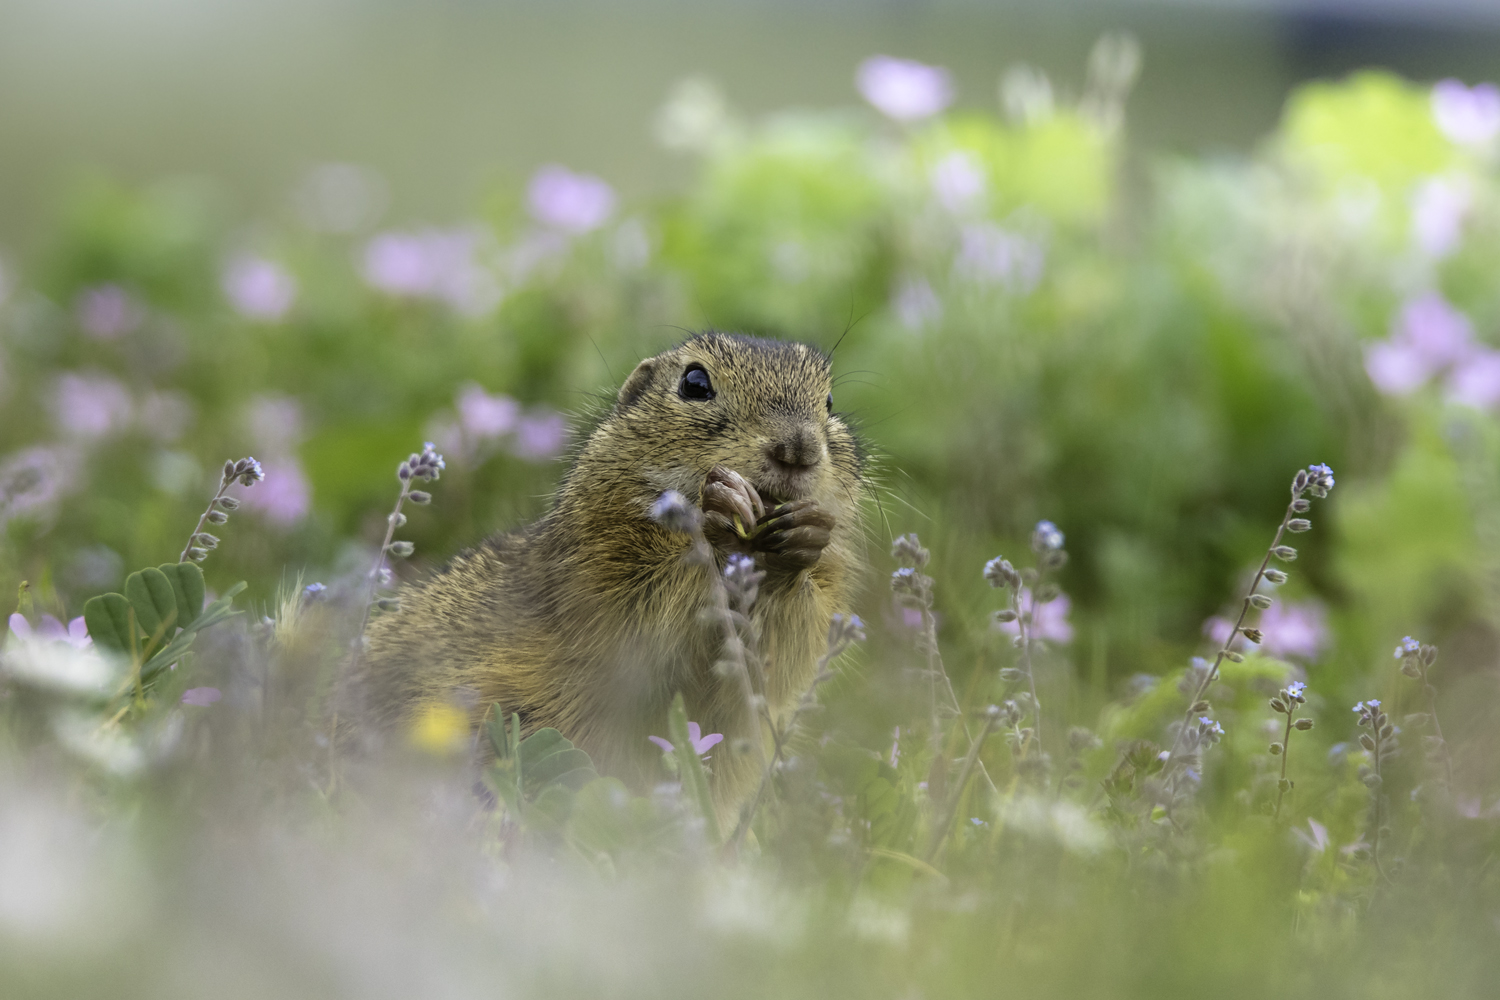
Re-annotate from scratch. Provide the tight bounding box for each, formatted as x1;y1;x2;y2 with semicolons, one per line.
826;392;833;414
679;364;715;401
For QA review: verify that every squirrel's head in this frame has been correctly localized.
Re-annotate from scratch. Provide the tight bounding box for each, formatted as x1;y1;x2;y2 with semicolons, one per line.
588;332;862;513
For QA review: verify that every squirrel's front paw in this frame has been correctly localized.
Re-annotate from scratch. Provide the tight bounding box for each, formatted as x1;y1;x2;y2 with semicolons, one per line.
755;499;835;571
701;465;765;552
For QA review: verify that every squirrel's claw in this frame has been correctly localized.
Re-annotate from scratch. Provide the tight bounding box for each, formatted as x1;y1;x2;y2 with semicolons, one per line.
702;466;764;533
756;499;836;571
701;465;766;551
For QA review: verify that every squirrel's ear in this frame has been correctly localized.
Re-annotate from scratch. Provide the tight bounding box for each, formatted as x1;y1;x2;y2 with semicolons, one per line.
617;359;657;409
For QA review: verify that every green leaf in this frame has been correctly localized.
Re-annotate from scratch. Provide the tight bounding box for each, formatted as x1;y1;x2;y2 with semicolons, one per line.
486;704;513;760
140;631;198;683
668;692;721;845
125;567;179;641
139;581;245;685
518;727;598;797
83;593;137;654
156;562;206;628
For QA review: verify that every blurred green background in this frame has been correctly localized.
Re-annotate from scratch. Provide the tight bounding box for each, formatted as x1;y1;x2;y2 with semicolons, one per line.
4;0;1500;712
5;5;1500;998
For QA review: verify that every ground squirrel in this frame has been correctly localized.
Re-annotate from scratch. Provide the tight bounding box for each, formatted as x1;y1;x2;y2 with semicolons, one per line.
358;332;865;823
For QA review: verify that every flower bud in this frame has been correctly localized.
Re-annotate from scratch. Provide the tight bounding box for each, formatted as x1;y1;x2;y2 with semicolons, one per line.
1277;777;1292;792
215;496;241;511
375;597;401;612
992;609;1019;624
1270;697;1287;713
1191;700;1210;713
1249;594;1272;609
1263;568;1288;585
1223;650;1244;662
194;532;219;550
1241;627;1263;643
188;547;208;562
1293;718;1314;731
389;512;407;527
408;491;432;504
223;460;237;481
207;509;229;525
1272;545;1297;560
1291;498;1311;513
1000;667;1024;682
387;540;415;557
1269;742;1283;755
1287;518;1312;533
1359;733;1377;752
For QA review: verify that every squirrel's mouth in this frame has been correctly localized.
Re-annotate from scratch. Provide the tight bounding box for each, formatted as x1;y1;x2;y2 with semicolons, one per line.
753;468;817;506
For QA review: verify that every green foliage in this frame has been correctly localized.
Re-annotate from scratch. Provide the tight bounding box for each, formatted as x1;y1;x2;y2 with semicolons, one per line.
81;560;243;684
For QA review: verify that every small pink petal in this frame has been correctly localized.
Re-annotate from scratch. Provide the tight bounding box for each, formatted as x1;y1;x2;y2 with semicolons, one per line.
181;687;222;707
68;616;90;646
7;613;31;640
37;615;67;641
648;735;674;753
694;733;725;754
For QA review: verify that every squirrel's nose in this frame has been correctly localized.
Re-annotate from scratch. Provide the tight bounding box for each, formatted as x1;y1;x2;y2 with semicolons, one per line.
767;426;823;470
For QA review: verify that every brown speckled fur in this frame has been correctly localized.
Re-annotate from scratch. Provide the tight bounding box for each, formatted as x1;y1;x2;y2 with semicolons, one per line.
354;332;864;825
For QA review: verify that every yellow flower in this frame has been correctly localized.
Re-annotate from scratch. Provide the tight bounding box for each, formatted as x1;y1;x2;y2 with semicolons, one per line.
408;701;470;754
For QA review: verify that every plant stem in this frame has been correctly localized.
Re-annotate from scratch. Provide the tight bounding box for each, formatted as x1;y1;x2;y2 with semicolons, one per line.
1169;501;1296;766
1016;582;1042;752
1274;712;1294;821
356;480;412;642
1422;667;1455;793
732;637;847;848
179;471;233;563
925;712;999;862
684;522;764;737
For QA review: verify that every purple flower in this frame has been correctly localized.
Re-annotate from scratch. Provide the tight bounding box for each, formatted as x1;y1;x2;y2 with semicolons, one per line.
240;457;310;525
1259;600;1330;661
1364;339;1428;396
222;256;297;321
75;284;143;340
954;224;1044;293
1411;177;1470;258
53;373;133;439
930;151;986;214
362;227;501;315
856;56;954;122
1295;817;1331;853
997;589;1074;644
1364;292;1476;397
892;276;942;331
0;446;75;529
1431;79;1500;146
648;721;723;759
457;384;519;439
1203;615;1237;649
181;687;222;706
512;411;567;460
1401;292;1474;367
1446;349;1500;410
8;614;91;649
527;166;616;234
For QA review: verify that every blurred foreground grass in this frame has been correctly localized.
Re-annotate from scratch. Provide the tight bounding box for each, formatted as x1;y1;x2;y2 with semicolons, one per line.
2;45;1500;999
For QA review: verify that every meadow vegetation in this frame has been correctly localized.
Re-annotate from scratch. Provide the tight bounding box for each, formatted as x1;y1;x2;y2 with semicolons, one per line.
3;41;1500;999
